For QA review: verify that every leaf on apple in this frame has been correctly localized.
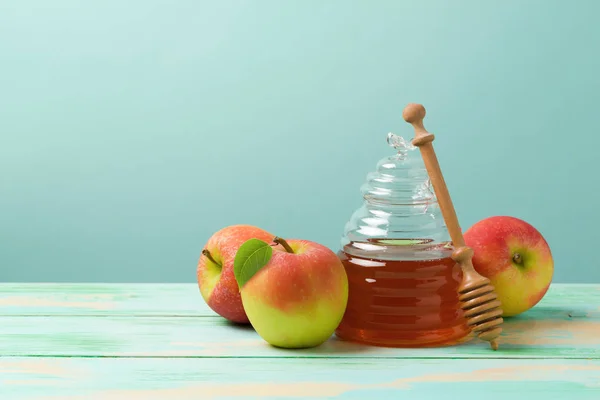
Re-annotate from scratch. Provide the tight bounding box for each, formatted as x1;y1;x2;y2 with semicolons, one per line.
233;238;273;289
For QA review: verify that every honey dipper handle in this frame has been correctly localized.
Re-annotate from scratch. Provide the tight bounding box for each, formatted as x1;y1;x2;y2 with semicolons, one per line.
403;103;503;351
402;103;465;248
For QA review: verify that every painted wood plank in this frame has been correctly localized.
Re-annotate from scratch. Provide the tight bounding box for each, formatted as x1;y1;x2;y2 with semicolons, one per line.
1;283;598;317
1;284;598;359
1;306;598;359
0;283;205;316
1;357;599;400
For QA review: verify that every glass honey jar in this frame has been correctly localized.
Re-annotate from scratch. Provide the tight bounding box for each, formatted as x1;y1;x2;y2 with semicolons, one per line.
335;104;503;349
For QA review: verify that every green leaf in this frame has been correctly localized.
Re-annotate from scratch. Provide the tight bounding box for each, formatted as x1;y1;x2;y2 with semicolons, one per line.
233;238;273;289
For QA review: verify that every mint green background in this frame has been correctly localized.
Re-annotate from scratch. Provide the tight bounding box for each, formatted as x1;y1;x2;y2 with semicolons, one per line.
1;0;598;283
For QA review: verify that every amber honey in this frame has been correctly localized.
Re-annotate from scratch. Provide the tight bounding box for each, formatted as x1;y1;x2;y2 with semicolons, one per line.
335;240;472;347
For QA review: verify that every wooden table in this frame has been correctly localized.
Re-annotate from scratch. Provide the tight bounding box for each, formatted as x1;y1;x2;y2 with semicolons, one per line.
1;283;599;399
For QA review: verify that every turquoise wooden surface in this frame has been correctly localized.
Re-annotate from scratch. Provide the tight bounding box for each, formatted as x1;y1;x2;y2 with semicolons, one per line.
2;359;599;400
1;283;598;317
1;283;599;399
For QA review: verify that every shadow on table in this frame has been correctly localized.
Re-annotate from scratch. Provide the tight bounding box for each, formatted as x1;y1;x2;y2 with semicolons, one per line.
216;319;374;355
266;336;377;356
221;320;256;331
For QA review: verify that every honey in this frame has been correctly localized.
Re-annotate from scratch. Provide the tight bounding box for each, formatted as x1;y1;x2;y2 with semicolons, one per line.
335;240;472;347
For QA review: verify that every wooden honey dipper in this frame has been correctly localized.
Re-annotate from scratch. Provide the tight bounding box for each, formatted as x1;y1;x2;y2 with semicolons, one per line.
402;103;504;350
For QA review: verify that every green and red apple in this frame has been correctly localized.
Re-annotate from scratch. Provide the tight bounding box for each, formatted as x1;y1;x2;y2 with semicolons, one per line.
464;216;553;317
234;236;349;348
197;224;275;323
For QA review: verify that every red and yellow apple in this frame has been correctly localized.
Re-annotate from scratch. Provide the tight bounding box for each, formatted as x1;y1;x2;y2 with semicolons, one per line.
237;237;349;348
197;224;274;323
464;216;553;317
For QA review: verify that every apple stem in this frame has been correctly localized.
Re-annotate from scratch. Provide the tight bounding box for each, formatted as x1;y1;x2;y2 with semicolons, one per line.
273;236;294;254
512;253;523;265
202;249;221;268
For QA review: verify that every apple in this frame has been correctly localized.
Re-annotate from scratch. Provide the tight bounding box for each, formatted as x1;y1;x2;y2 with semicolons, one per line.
463;216;553;317
197;224;275;323
235;236;349;348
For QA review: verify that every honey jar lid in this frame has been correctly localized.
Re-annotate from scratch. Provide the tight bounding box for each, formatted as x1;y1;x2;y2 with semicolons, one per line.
341;132;451;257
361;133;434;206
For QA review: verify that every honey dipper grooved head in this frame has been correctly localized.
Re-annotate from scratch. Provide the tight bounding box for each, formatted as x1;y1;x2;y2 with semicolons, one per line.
402;103;426;124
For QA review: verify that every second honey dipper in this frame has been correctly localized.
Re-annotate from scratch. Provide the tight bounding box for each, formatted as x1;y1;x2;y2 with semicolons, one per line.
402;103;504;350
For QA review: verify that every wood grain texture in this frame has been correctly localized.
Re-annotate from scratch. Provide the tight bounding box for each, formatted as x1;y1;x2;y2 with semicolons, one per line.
2;357;599;400
0;315;597;359
1;285;598;359
1;283;597;317
1;283;599;399
0;283;204;316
